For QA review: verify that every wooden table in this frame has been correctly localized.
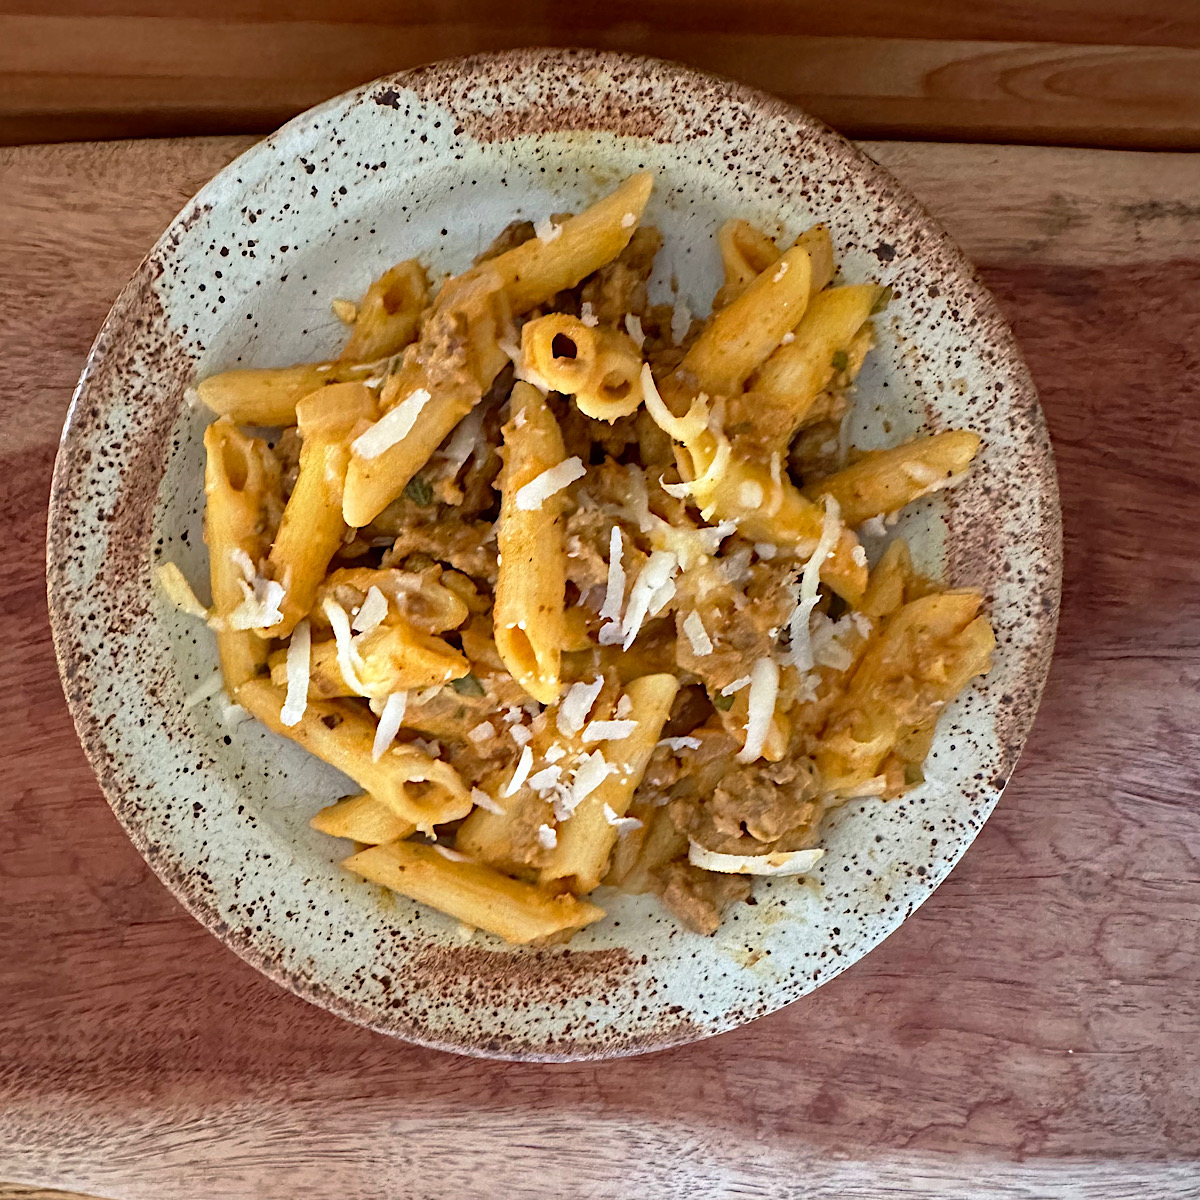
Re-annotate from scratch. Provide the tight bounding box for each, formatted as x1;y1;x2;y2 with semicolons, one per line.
2;135;1199;1199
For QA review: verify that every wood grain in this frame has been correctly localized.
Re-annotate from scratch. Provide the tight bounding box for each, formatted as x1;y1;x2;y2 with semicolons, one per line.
3;137;1200;1198
4;12;1200;149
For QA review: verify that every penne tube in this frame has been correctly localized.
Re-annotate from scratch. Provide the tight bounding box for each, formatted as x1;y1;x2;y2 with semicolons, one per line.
675;432;867;604
521;314;644;421
794;223;835;296
493;382;571;704
261;382;377;638
268;619;469;699
446;173;654;315
802;430;983;526
338;259;429;364
540;673;679;894
342;271;512;527
342;841;606;945
815;591;993;794
675;242;813;396
202;418;282;687
859;537;914;619
310;793;416;844
716;219;781;304
746;284;884;424
236;679;472;832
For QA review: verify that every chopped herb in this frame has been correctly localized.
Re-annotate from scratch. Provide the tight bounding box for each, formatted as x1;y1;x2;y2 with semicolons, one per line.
870;285;894;315
451;672;486;697
712;691;735;711
831;349;850;373
404;476;435;506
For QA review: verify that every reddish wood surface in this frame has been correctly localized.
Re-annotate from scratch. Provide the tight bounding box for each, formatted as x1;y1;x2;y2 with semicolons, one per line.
4;5;1200;148
2;137;1199;1198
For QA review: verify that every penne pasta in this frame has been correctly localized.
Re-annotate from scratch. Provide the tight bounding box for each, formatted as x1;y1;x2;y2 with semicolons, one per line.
260;382;377;638
493;382;571;704
236;679;472;832
268;619;469;699
541;673;679;894
802;430;983;526
675;242;813;396
447;172;653;314
521;314;644;421
310;793;417;844
342;270;513;527
343;841;606;945
339;259;429;364
202;418;282;686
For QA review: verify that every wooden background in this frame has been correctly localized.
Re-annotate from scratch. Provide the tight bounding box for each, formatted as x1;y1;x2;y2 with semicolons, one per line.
4;0;1200;149
3;132;1200;1198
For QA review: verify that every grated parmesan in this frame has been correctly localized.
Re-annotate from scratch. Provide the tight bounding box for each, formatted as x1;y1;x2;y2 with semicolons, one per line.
545;744;566;763
371;691;408;761
580;301;599;327
736;657;779;764
624;313;645;350
510;724;532;747
621;549;677;649
773;260;789;282
280;619;311;727
659;735;702;751
682;611;713;657
860;514;888;538
432;844;470;863
471;787;504;815
535;217;562;243
738;480;764;508
557;677;604;737
467;721;496;744
351;585;389;634
788;495;842;672
571;750;615;805
229;576;285;631
582;719;637;743
322;597;369;695
721;675;752;696
603;803;643;836
528;765;563;792
514;456;586;511
503;745;534;796
440;404;485;477
781;331;795;345
615;694;633;719
621;211;637;228
155;562;209;620
688;841;825;876
351;388;431;460
536;823;558;849
851;543;868;568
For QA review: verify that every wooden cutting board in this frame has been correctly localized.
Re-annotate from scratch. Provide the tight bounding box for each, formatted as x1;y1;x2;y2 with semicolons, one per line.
2;136;1199;1200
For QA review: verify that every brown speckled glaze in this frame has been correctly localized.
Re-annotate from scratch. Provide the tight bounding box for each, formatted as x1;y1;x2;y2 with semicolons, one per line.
46;49;1061;1061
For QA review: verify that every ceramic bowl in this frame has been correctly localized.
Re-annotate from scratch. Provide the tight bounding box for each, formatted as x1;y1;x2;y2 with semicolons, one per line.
47;48;1061;1060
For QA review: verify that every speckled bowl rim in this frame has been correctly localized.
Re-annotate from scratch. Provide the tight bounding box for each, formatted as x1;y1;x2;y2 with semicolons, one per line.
48;47;1061;1061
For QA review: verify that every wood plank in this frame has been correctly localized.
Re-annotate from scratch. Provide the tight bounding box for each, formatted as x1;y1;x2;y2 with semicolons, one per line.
0;1188;108;1200
3;137;1200;1197
3;19;1200;148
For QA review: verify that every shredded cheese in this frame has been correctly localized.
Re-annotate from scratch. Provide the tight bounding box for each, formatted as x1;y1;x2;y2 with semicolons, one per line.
640;364;709;444
736;657;779;764
280;619;311;727
432;844;470;862
582;719;637;743
621;211;637;228
599;525;625;626
536;823;558;849
624;313;645;350
721;675;751;696
528;765;563;792
773;260;789;282
322;597;370;695
441;404;485;476
571;750;615;805
471;787;504;815
621;549;677;649
789;495;842;672
659;735;702;751
580;301;599;327
371;691;408;761
682;611;713;657
155;562;209;620
852;543;868;568
351;585;389;634
467;721;496;744
534;217;562;243
557;677;604;737
229;577;285;631
503;745;534;796
510;724;532;747
602;803;643;836
351;388;431;460
514;456;586;511
687;842;825;876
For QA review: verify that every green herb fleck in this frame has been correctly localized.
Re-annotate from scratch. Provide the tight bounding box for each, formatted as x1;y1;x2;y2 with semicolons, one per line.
451;672;486;698
831;349;850;373
404;476;435;506
712;690;735;711
870;285;894;315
